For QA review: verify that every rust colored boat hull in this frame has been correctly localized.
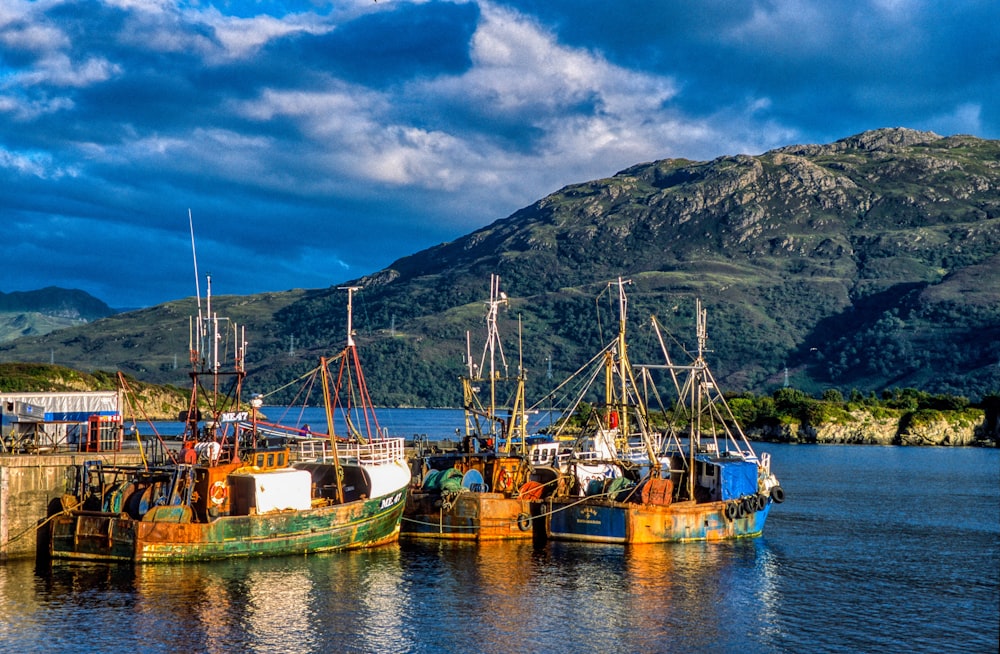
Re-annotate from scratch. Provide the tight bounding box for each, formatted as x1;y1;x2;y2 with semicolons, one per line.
401;491;536;541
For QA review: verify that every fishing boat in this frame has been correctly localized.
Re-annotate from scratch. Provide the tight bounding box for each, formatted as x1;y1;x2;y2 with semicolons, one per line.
49;282;410;562
536;280;784;543
401;275;540;540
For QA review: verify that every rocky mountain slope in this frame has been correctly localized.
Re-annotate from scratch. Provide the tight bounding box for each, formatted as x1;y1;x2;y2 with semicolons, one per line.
1;128;998;407
0;287;116;343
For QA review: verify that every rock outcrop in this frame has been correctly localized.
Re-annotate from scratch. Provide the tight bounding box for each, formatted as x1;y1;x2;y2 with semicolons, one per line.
752;407;991;446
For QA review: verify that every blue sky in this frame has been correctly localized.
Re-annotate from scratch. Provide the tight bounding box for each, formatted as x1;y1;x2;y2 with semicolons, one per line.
2;0;997;308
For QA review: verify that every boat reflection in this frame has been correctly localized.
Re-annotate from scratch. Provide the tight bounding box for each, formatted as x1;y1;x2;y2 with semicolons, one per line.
624;539;783;651
400;540;543;652
23;537;782;654
129;549;409;653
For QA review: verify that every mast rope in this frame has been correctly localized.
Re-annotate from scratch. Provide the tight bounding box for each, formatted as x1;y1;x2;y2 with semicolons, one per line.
254;352;345;402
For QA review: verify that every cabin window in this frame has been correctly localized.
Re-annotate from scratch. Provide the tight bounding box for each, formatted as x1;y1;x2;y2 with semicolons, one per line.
277;452;286;466
267;453;275;467
530;445;555;465
256;454;265;467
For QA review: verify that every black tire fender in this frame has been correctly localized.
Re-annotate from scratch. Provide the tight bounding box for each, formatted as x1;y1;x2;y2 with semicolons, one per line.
771;486;785;504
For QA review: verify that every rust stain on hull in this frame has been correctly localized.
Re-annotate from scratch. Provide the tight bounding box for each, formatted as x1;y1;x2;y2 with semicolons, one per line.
545;497;771;544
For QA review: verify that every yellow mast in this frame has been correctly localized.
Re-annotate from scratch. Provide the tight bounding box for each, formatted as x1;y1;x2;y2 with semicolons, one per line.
321;357;344;504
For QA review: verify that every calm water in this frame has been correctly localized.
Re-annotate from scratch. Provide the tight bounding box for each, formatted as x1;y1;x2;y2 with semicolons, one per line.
1;411;998;654
250;406;555;441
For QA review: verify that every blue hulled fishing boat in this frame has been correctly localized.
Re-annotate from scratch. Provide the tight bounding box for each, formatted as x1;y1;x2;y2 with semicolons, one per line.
534;281;784;543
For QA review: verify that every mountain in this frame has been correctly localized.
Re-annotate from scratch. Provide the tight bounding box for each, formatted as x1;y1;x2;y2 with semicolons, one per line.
0;287;117;343
0;128;998;406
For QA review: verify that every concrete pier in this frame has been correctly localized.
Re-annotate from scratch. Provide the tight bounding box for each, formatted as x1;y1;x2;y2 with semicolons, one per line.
0;451;149;562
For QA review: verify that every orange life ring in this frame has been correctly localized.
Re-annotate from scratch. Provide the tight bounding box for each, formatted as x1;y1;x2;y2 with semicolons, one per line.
608;411;619;429
497;469;513;492
210;481;227;505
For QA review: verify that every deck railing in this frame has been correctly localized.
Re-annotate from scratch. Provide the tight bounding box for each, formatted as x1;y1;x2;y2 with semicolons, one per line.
296;437;405;465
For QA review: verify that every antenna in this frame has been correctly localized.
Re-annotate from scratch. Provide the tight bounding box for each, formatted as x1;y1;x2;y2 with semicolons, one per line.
339;286;362;347
207;275;217;371
466;330;474;377
189;209;202;314
696;298;707;360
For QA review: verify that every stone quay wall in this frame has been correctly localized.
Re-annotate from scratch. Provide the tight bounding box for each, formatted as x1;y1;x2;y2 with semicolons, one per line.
0;451;148;562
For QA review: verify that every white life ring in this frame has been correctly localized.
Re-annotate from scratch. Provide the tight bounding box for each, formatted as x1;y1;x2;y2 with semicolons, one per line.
210;481;227;505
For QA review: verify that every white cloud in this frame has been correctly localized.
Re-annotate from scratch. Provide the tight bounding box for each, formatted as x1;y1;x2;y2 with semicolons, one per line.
18;54;120;87
0;20;67;52
3;0;996;307
463;3;677;117
0;93;74;120
389;2;708;208
102;0;174;10
927;102;982;136
0;146;77;178
725;0;833;51
224;1;750;223
191;7;331;61
238;87;472;190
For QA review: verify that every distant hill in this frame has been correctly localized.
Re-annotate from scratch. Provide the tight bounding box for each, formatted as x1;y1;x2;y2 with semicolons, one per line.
0;128;998;406
0;287;116;343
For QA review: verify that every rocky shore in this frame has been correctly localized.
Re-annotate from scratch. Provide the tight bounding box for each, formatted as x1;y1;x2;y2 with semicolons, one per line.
750;408;997;446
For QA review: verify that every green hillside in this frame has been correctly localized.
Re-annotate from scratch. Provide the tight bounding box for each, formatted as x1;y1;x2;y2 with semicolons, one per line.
0;362;188;420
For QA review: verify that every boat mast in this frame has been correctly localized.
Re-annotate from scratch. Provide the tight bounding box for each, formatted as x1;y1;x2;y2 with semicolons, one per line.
510;314;527;454
483;274;508;440
182;213;248;461
321;356;345;503
615;277;630;437
461;275;526;451
183;274;248;461
688;298;708;501
344;285;359;348
329;286;381;443
463;330;477;439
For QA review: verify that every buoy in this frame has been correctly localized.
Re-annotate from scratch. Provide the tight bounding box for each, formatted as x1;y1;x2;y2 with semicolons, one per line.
608;411;619;429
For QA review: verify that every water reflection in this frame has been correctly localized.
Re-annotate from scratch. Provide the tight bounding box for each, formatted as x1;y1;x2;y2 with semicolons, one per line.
4;444;994;654
14;550;413;654
389;539;783;654
394;541;544;652
18;539;785;653
535;540;783;653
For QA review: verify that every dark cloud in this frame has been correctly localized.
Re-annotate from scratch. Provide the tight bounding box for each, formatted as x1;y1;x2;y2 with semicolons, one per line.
272;1;479;88
499;0;1000;139
0;0;996;307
